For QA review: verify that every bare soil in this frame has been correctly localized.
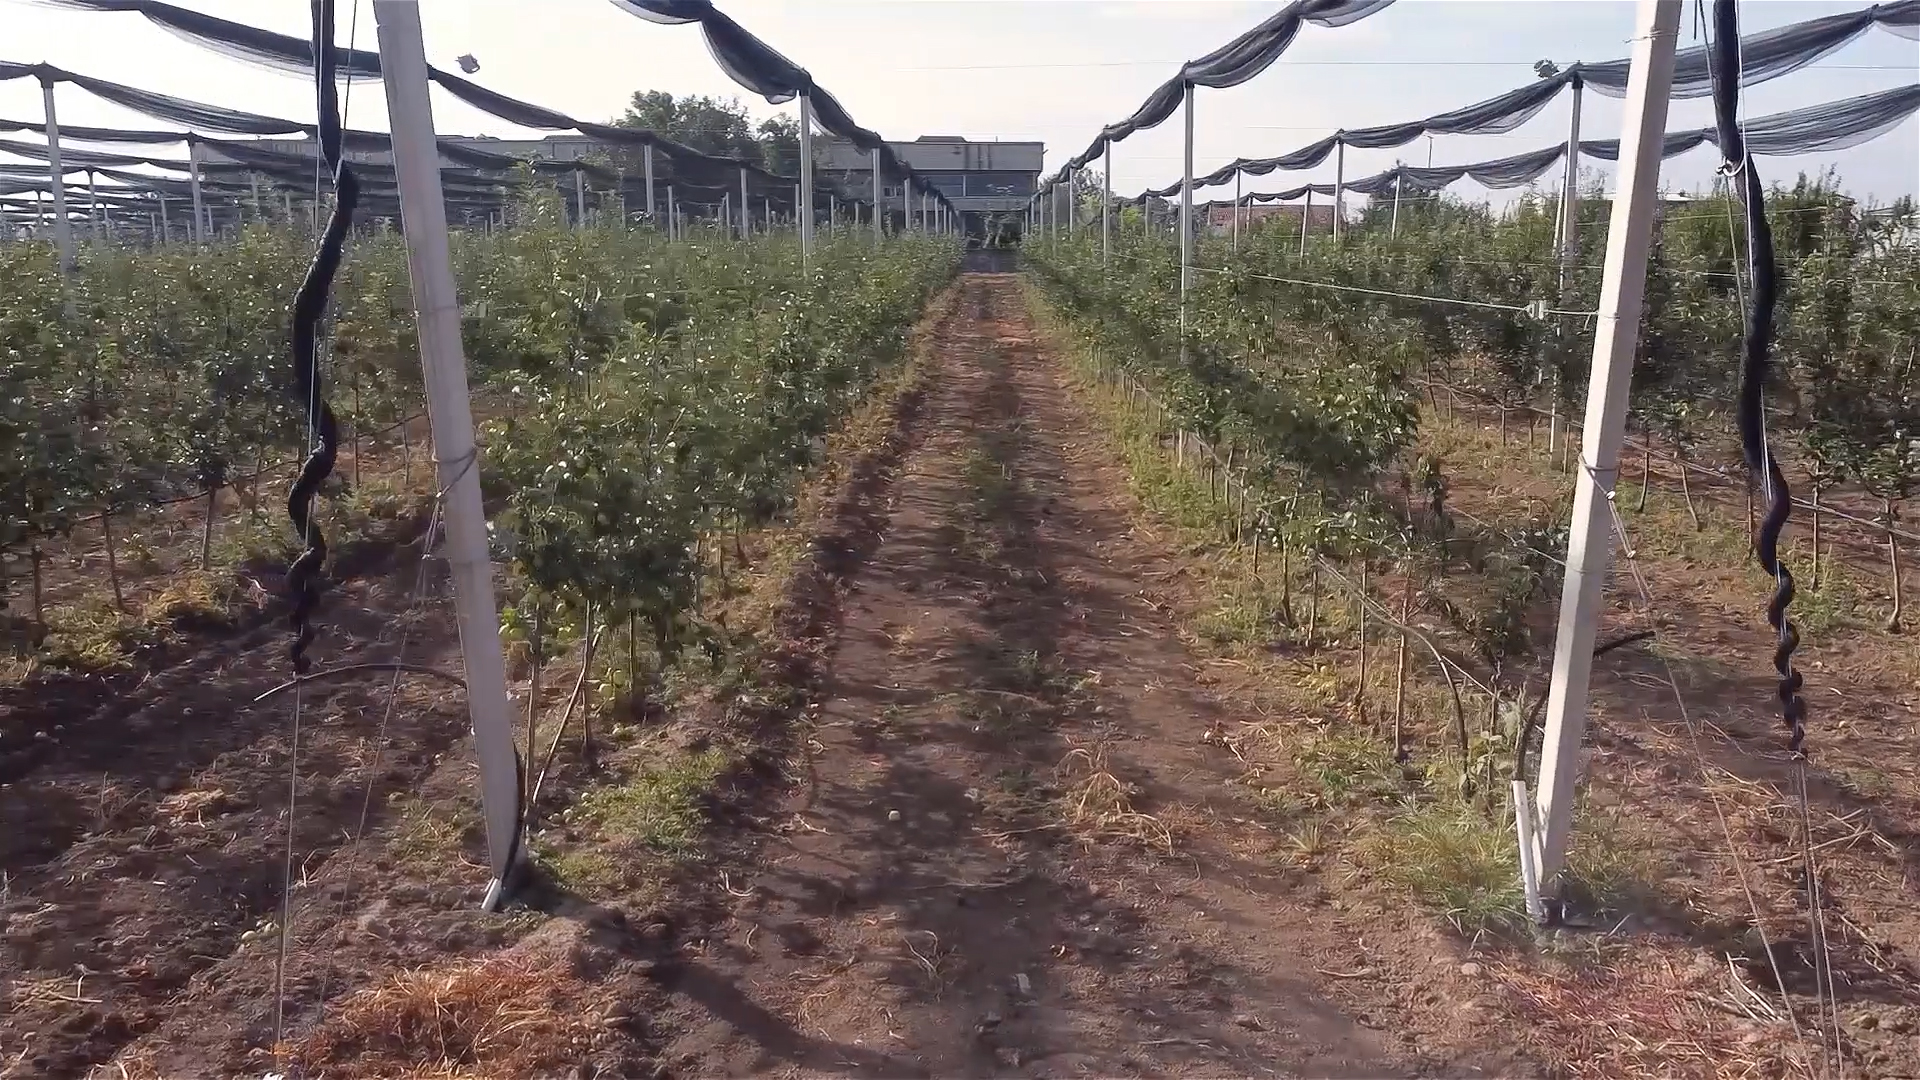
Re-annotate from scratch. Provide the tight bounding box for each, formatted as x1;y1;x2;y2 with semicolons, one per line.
22;268;1917;1079
627;272;1517;1077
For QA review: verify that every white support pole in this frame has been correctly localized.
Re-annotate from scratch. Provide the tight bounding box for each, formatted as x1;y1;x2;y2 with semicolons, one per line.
901;173;910;235
1533;0;1681;890
1391;166;1403;237
643;143;656;222
160;191;171;243
1232;171;1242;253
1179;81;1194;340
188;140;205;244
872;148;883;242
1101;140;1112;269
282;190;292;225
798;92;814;263
667;184;676;240
39;76;72;273
738;168;749;238
1332;138;1345;240
250;171;262;222
86;169;101;240
1300;188;1311;255
573;168;586;230
374;0;527;910
1550;78;1586;455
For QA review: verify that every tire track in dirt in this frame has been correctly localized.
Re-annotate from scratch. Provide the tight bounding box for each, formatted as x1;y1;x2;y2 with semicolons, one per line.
649;273;1500;1078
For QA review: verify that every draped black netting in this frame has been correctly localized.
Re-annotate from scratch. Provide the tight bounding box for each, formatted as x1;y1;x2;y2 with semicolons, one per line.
606;0;955;210
1171;0;1918;194
0;118;186;144
1134;82;1920;205
1046;0;1395;187
30;0;881;207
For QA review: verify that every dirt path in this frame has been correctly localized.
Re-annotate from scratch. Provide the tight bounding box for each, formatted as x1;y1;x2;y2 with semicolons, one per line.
651;273;1503;1078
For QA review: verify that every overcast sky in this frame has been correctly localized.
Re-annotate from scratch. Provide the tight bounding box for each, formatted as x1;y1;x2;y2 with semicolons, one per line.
3;0;1916;207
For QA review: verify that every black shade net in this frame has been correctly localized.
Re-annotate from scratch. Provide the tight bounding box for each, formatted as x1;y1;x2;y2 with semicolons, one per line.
1046;0;1395;186
607;0;956;210
1102;0;1919;196
1129;82;1920;206
39;0;947;209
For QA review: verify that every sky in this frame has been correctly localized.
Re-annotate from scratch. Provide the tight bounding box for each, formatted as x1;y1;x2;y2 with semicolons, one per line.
2;0;1916;209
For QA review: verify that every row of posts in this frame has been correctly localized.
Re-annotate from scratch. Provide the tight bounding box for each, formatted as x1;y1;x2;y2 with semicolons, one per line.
1017;9;1678;916
15;80;958;272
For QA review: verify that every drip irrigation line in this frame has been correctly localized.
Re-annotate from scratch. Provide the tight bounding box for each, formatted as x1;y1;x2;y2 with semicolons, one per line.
1578;445;1810;1050
1431;378;1920;547
250;661;465;703
1119;254;1600;317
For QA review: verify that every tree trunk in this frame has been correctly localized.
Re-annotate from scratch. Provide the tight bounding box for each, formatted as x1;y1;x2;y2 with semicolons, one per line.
1636;427;1652;512
1305;559;1320;652
351;367;363;493
526;604;544;804
628;614;640;703
1676;444;1700;530
1886;499;1904;634
1392;575;1411;761
201;485;218;570
1355;562;1369;725
1277;534;1294;626
103;512;126;612
31;543;46;645
581;604;598;770
1809;478;1823;590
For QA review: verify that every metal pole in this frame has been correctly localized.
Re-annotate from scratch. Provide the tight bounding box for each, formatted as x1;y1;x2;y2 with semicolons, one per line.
86;169;101;240
1550;78;1586;455
160;192;171;243
374;0;527;910
738;168;749;238
1179;82;1194;340
643;143;656;222
1332;138;1344;240
188;140;205;244
1533;0;1681;889
1101;141;1112;269
283;190;292;225
798;92;814;263
1233;172;1241;253
40;75;72;273
573;167;586;229
872;147;883;242
1391;166;1403;237
1300;188;1311;255
667;184;676;240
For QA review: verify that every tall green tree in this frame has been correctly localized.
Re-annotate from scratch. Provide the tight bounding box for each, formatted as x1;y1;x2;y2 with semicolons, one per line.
614;91;800;177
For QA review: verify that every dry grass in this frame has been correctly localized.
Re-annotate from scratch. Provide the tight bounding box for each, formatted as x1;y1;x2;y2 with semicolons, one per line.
285;953;611;1080
1493;940;1816;1080
1053;738;1174;853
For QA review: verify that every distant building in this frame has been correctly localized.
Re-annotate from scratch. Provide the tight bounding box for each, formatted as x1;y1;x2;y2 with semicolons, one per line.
815;135;1043;234
1206;202;1335;235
